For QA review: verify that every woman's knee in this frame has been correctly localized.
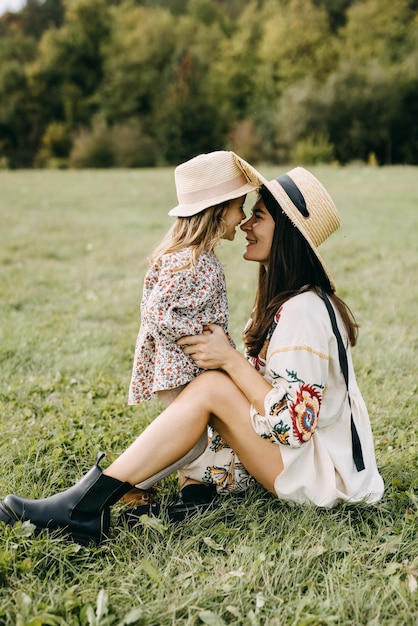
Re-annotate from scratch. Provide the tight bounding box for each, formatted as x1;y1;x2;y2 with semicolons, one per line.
187;370;245;413
190;370;231;395
207;370;245;403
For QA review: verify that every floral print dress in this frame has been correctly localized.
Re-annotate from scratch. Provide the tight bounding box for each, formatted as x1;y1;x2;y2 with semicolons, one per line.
129;248;233;403
180;291;384;507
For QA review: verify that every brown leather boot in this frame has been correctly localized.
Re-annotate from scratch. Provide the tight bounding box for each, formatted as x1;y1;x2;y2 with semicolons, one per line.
119;486;161;506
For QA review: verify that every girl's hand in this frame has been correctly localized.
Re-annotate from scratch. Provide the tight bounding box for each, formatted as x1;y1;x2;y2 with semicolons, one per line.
177;324;234;370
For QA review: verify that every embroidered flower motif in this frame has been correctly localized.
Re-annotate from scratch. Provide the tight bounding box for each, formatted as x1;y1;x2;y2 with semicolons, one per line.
289;383;321;443
204;465;232;488
248;354;265;371
273;422;291;445
269;398;291;445
209;434;230;453
271;397;288;416
203;463;254;492
232;464;255;490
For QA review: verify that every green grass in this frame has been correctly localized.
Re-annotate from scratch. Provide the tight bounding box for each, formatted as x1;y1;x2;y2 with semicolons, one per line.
0;166;417;625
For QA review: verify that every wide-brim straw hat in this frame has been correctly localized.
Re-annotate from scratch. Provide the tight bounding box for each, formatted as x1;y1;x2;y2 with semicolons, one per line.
237;160;340;291
169;150;260;217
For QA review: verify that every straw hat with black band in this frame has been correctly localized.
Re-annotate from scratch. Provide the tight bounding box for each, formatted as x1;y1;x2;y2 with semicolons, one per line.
234;158;340;292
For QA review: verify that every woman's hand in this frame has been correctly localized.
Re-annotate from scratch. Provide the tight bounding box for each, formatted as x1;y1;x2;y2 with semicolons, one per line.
179;324;273;415
177;324;234;371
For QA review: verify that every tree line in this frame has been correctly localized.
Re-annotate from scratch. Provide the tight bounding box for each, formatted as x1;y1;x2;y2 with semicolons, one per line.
1;0;418;168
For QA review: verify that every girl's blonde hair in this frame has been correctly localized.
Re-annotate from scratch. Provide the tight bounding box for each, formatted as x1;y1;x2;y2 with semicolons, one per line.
150;202;230;270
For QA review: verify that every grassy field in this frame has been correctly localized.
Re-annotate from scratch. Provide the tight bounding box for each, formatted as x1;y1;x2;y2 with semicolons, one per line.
0;166;417;625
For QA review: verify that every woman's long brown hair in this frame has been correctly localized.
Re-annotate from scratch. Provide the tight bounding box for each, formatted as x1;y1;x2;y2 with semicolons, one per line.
244;185;358;357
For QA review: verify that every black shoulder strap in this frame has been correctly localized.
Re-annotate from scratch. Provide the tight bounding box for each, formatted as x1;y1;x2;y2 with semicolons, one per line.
321;290;365;472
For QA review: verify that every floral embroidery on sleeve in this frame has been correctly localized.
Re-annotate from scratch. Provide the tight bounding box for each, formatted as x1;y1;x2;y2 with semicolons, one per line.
268;398;291;445
289;383;322;443
266;373;323;447
249;296;327;448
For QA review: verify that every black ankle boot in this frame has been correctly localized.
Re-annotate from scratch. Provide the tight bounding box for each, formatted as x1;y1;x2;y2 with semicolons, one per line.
118;483;219;530
180;483;217;505
0;453;132;545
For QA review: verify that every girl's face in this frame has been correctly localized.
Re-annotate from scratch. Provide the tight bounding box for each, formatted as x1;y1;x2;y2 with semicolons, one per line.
222;195;247;240
240;197;275;268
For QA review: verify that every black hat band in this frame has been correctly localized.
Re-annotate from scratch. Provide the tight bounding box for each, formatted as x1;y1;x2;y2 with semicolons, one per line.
276;174;309;217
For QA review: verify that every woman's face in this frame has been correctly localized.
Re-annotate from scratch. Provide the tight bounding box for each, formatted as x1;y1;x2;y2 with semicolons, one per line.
222;195;247;241
240;197;275;267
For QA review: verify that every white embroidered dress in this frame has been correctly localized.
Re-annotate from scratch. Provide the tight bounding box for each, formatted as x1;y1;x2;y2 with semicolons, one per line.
181;291;384;507
129;248;232;403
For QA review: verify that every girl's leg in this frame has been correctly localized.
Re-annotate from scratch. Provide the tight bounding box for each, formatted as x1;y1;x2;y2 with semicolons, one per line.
105;371;283;494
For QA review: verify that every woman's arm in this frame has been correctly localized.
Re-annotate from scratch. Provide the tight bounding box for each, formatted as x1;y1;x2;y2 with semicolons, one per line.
178;324;272;415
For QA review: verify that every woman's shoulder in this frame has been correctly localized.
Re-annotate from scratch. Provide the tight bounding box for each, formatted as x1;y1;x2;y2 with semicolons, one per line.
282;290;325;313
266;291;333;354
276;290;332;334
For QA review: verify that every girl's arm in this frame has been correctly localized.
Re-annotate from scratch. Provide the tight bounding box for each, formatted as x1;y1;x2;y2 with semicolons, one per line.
146;253;227;341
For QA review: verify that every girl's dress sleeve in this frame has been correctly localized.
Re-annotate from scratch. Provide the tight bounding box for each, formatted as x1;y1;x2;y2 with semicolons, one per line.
144;250;229;341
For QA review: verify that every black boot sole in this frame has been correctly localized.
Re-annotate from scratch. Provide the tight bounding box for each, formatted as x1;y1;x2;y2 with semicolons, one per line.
0;501;103;546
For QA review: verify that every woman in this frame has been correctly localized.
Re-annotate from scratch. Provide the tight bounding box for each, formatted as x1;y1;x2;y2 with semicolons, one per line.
0;166;384;545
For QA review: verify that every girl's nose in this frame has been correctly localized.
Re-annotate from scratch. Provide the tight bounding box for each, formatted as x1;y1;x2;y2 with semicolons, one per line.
240;216;252;231
237;212;246;226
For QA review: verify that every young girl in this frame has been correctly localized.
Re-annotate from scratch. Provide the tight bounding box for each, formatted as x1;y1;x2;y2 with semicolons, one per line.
124;150;259;504
128;150;259;407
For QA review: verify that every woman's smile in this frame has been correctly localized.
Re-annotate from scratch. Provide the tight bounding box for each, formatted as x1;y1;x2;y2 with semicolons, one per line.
240;198;275;267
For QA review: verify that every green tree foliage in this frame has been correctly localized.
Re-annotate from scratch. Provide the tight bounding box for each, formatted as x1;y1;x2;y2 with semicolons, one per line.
100;4;228;162
275;62;402;164
0;33;38;167
313;0;354;31
31;0;112;123
0;0;417;167
257;0;334;90
273;0;418;164
18;0;64;39
337;0;414;64
99;5;178;123
208;1;263;122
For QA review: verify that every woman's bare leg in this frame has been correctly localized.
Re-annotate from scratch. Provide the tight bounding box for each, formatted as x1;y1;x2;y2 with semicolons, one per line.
104;390;209;485
205;375;284;493
105;371;283;494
